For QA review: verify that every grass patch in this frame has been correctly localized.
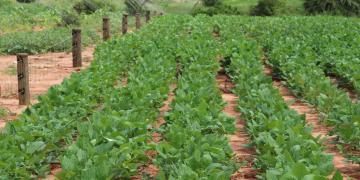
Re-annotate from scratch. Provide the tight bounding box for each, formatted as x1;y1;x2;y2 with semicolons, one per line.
0;108;8;119
0;27;99;55
3;64;17;75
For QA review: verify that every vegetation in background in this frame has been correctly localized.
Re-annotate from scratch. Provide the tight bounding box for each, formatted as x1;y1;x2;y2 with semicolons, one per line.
304;0;360;16
73;0;117;14
0;28;99;55
202;0;221;6
251;0;287;16
16;0;35;3
192;0;245;15
125;0;146;14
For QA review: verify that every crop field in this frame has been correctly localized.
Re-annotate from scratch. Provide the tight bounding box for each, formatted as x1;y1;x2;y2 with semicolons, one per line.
0;12;359;179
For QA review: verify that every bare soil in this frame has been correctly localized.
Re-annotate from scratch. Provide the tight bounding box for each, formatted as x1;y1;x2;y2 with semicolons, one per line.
0;46;94;128
217;72;258;180
264;66;360;179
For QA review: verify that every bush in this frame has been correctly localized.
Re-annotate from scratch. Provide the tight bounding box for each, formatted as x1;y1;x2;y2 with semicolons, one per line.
0;28;99;55
202;0;221;6
16;0;35;3
304;0;360;16
192;4;244;16
59;10;80;26
125;0;145;15
251;0;287;16
73;0;115;14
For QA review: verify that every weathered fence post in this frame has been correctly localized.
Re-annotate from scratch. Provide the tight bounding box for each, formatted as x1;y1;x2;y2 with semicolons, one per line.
122;13;128;35
72;29;82;67
17;53;30;106
135;12;141;30
145;10;150;23
103;17;110;41
160;12;164;16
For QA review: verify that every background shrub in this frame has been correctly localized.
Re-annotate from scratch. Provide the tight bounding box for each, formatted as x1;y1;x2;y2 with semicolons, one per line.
0;28;99;55
202;0;221;6
73;0;116;14
251;0;287;16
125;0;146;15
59;10;80;26
304;0;360;16
192;4;244;16
16;0;35;3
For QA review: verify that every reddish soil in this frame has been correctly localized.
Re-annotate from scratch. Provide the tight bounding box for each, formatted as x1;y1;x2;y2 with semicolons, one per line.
132;84;176;179
217;72;258;180
0;47;94;128
264;66;360;179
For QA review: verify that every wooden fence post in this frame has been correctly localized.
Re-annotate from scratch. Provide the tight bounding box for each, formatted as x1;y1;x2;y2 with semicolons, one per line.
135;13;141;30
17;53;30;106
103;17;110;41
146;10;150;23
72;29;82;67
122;13;128;35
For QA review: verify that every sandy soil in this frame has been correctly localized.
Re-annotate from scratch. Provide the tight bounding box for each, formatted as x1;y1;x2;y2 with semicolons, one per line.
264;66;360;179
132;84;176;179
0;47;94;128
216;71;258;180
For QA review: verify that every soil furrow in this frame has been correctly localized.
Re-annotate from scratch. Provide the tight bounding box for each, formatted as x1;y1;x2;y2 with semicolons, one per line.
264;66;360;179
216;71;258;180
132;84;176;179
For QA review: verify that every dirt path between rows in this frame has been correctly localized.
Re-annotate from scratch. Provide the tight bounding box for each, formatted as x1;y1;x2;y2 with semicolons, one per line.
264;66;360;179
132;84;176;179
216;71;258;180
0;47;94;128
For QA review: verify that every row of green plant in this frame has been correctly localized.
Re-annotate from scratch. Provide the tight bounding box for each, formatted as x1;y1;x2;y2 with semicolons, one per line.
57;15;191;179
154;15;237;178
0;40;129;178
0;15;188;178
229;16;360;163
214;16;339;179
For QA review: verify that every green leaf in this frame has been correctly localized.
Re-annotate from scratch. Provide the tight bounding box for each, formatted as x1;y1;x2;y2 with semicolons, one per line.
26;141;45;154
331;170;343;180
292;163;309;179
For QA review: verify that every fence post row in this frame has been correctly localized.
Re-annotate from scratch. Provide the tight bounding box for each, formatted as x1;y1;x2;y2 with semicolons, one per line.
135;12;141;30
122;13;128;35
103;17;110;41
17;53;30;106
146;10;150;23
72;29;82;68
